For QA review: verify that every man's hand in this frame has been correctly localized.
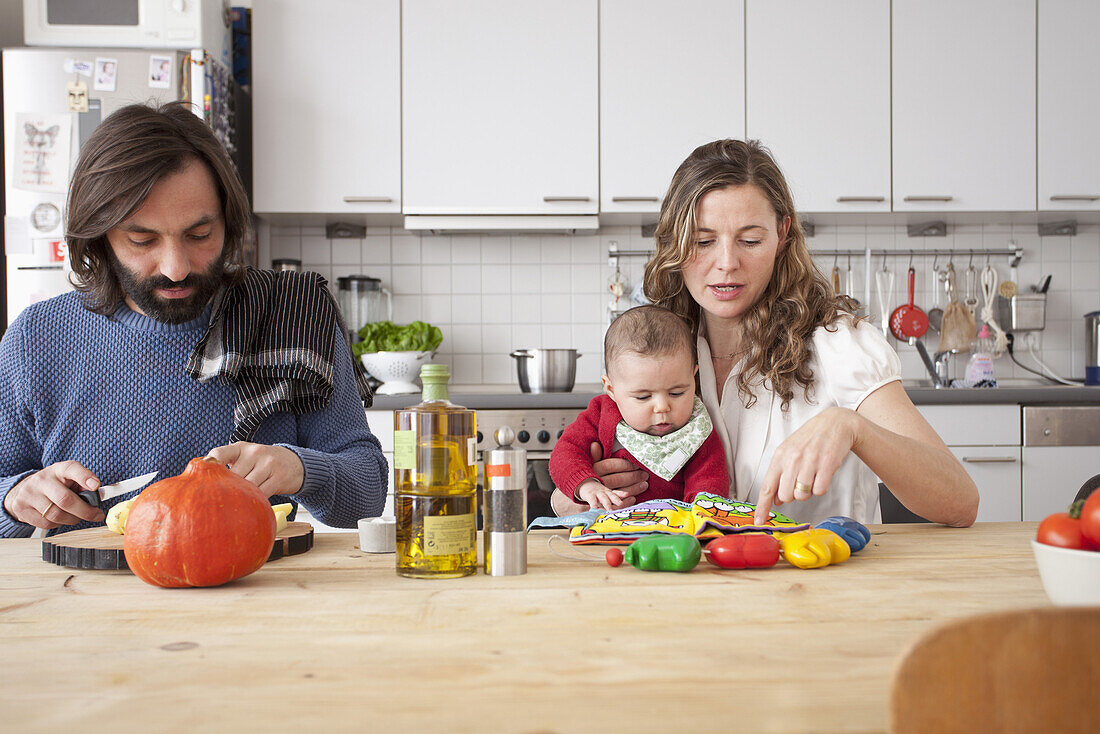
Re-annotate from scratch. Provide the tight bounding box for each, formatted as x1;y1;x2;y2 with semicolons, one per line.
2;461;105;529
589;442;648;500
206;442;304;498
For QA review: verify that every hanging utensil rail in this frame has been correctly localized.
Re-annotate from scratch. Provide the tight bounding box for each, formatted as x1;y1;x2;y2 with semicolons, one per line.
607;244;1025;313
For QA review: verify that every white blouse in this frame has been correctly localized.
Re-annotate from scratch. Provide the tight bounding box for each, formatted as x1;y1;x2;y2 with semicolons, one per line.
698;317;902;524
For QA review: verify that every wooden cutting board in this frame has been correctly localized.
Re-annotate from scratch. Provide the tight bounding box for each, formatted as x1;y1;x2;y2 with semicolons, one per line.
40;521;314;570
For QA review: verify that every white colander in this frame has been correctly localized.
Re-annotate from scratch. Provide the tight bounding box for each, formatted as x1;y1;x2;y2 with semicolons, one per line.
360;351;435;394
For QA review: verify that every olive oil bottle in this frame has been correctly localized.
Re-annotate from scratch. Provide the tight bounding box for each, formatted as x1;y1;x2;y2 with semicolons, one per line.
394;364;477;578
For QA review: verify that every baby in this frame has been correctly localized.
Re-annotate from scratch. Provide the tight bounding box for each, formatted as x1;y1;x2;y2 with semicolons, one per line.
549;305;729;510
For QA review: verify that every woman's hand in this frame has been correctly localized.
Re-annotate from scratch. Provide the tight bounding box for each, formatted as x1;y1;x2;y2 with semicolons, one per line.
206;442;304;498
589;442;649;501
753;407;858;525
2;461;105;529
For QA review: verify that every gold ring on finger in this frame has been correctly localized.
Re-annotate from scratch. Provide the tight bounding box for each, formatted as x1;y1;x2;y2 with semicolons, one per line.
794;481;813;496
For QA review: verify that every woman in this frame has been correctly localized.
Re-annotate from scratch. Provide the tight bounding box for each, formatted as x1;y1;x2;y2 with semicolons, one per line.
552;139;977;526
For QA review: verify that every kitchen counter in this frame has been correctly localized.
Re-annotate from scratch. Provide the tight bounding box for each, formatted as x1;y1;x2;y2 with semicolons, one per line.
1;523;1048;733
370;381;1100;410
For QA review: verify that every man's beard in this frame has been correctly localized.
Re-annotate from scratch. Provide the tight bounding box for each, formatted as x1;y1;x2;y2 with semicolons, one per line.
107;249;227;324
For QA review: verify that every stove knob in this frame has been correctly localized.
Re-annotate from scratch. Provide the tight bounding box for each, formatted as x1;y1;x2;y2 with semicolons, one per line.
476;431;483;443
537;430;551;444
517;430;530;443
557;430;564;439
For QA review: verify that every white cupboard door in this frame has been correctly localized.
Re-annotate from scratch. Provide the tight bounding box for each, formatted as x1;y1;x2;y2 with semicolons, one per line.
951;447;1022;522
1039;0;1100;211
893;0;1036;212
402;0;598;215
600;0;744;217
746;0;889;214
252;0;401;214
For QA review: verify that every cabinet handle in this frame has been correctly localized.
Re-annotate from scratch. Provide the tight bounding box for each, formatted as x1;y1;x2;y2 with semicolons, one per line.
611;196;660;203
903;195;954;202
1049;194;1100;201
962;456;1018;464
343;196;393;203
836;196;886;203
543;196;591;202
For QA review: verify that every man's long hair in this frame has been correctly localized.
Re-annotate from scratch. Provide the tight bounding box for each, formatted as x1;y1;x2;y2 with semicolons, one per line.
66;102;250;314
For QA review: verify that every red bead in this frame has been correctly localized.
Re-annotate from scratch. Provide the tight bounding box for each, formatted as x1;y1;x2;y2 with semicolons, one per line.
606;548;624;567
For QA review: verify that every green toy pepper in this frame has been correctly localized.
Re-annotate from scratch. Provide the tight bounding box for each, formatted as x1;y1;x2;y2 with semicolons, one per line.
623;534;701;572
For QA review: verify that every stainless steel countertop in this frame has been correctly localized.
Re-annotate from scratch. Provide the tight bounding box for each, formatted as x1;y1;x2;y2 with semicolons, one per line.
369;380;1100;411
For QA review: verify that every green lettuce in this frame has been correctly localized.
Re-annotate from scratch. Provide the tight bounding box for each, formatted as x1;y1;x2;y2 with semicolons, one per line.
352;320;443;357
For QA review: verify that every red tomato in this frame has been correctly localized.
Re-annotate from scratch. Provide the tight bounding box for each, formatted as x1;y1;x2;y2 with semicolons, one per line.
605;548;624;567
1036;512;1094;551
705;534;780;569
1081;493;1100;548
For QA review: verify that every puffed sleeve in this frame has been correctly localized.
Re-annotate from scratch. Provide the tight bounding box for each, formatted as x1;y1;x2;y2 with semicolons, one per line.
812;317;902;411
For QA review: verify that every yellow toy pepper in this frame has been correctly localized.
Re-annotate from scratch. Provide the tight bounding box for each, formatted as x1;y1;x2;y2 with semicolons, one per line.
777;528;851;569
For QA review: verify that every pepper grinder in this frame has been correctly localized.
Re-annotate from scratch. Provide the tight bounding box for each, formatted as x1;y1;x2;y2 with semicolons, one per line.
483;427;527;576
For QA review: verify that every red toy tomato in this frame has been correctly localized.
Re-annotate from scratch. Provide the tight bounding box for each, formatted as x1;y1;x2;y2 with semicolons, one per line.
704;533;780;569
606;548;624;567
1036;508;1095;551
1081;493;1100;548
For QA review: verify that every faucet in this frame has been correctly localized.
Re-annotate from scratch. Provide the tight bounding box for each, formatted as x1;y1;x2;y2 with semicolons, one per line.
909;337;952;388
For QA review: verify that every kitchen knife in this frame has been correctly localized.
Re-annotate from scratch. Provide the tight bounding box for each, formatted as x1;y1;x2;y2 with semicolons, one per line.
29;471;159;539
76;471;159;509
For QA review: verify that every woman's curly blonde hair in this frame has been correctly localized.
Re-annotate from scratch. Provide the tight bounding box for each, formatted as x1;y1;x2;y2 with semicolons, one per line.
643;139;858;411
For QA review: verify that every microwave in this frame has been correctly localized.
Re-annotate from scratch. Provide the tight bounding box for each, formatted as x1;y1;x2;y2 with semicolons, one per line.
23;0;230;64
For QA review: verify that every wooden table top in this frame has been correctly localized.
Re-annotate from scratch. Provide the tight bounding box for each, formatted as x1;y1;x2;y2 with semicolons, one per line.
0;523;1048;733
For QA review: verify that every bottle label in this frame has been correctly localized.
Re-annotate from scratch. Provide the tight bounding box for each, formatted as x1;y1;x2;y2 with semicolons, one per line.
424;513;475;556
467;436;477;466
486;463;510;478
394;430;416;470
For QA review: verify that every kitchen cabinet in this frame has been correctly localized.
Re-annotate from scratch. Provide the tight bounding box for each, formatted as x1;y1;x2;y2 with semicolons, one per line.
402;0;598;215
252;0;401;216
1038;0;1100;212
917;405;1022;522
892;0;1036;212
746;0;890;214
599;0;744;220
366;410;395;518
1021;406;1100;522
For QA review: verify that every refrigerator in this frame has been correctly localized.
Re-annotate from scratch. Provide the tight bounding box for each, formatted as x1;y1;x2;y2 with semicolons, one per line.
2;46;250;328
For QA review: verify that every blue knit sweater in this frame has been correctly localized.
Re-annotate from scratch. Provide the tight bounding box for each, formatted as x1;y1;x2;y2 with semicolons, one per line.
0;292;388;538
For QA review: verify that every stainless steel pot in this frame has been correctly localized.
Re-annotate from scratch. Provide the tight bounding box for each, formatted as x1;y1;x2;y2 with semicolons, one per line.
509;349;580;393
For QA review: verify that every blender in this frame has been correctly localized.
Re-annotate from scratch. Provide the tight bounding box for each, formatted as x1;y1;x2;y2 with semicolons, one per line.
337;275;393;336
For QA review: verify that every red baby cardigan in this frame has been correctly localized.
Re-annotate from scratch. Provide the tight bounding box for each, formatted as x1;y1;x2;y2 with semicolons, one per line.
548;394;730;505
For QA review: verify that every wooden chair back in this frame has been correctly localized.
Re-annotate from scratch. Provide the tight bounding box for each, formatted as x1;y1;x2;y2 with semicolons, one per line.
890;607;1100;733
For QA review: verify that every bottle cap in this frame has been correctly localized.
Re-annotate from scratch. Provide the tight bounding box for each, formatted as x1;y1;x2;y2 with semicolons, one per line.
420;363;450;382
978;324;990;338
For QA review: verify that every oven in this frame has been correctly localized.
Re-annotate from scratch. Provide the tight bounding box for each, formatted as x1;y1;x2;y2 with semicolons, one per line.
475;408;582;524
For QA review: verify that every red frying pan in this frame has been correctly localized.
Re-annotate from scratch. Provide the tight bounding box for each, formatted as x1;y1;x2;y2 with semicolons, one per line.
890;267;929;340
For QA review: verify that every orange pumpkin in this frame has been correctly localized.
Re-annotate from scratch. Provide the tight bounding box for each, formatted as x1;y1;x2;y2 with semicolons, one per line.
123;457;277;588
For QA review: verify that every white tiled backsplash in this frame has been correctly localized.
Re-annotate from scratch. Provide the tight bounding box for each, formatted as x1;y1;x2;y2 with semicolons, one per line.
261;221;1100;386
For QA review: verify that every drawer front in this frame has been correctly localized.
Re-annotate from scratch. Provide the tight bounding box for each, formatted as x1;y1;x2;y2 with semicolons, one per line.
951;446;1022;522
918;405;1021;446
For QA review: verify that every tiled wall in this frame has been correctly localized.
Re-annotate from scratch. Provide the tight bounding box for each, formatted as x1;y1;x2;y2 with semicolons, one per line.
262;221;1100;387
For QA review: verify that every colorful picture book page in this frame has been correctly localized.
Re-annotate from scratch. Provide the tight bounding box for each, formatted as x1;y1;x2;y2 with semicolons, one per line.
568;493;810;545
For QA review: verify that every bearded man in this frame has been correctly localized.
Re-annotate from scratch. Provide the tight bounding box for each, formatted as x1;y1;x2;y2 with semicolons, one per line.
0;103;387;537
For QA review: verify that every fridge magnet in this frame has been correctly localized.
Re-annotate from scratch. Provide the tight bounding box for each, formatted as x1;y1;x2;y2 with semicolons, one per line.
66;81;88;113
30;202;62;233
148;55;172;88
94;58;118;92
63;58;93;77
14;112;72;193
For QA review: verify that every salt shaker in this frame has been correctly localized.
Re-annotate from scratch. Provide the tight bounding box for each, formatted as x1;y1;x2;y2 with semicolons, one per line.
482;427;527;576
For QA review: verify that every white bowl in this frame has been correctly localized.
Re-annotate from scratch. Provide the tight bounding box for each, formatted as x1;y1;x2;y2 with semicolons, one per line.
1031;540;1100;606
360;350;434;395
